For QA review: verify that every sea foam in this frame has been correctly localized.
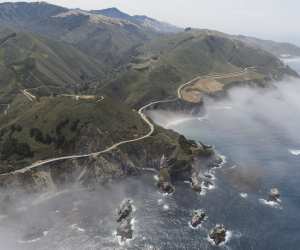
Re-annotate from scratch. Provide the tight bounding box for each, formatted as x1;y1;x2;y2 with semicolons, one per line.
259;199;282;209
240;193;248;199
70;224;86;232
289;149;300;156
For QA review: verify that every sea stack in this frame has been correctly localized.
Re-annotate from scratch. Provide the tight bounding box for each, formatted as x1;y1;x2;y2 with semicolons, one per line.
191;209;206;228
191;172;202;192
209;224;227;245
158;155;175;194
116;199;133;223
268;188;280;202
116;218;133;241
202;179;214;189
116;199;135;242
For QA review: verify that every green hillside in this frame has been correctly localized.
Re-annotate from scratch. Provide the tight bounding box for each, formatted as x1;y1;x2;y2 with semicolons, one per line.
0;29;106;102
0;95;148;171
0;94;202;177
0;2;157;69
104;30;296;107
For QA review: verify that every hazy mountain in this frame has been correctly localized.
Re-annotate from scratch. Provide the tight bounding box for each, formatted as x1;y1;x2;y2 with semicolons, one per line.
92;7;182;33
236;35;300;58
0;2;156;69
0;1;67;26
90;7;136;23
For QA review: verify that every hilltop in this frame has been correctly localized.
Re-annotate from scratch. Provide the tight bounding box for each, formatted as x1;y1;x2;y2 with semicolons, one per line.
92;7;182;33
0;2;156;69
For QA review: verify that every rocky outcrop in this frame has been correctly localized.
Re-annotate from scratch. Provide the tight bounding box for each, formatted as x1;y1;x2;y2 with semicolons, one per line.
209;224;227;245
191;209;206;228
117;218;133;241
157;155;175;194
191;172;201;192
117;199;133;223
116;199;134;242
202;179;214;189
268;188;280;203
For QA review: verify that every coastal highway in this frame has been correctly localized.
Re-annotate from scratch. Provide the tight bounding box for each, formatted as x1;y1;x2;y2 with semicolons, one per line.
0;68;254;176
0;97;175;175
177;67;253;99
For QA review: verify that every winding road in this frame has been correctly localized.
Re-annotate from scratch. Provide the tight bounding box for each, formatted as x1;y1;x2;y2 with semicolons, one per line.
177;68;252;99
0;68;254;176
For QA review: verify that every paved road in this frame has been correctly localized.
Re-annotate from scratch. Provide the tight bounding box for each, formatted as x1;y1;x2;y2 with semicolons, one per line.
1;98;177;175
177;68;252;99
0;68;254;176
22;89;36;102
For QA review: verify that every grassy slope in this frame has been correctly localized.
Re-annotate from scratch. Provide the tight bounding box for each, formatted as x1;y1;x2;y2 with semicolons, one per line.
0;94;198;176
104;30;294;107
0;2;157;71
0;95;149;172
0;29;105;102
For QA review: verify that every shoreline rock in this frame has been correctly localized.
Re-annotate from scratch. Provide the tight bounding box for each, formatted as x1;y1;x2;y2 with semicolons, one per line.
157;155;175;194
209;224;227;246
116;199;135;242
191;172;201;192
116;199;133;223
268;188;280;203
116;217;133;241
191;209;206;228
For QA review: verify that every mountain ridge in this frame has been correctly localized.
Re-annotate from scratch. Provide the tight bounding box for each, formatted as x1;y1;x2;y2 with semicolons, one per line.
91;7;182;33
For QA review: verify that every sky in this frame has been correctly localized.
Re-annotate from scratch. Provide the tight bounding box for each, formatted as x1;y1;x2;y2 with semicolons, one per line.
2;0;300;45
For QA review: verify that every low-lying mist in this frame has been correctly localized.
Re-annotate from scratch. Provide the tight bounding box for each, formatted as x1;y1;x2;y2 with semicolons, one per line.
149;77;300;191
0;179;146;250
150;78;300;146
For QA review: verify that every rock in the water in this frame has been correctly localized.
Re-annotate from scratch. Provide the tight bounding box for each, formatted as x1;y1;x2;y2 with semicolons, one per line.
22;226;47;242
117;218;133;241
158;165;175;194
204;173;213;179
159;181;175;194
202;180;214;189
208;155;224;168
268;188;280;202
117;199;133;222
191;172;201;192
209;224;227;245
191;209;206;228
199;141;213;150
197;141;214;156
